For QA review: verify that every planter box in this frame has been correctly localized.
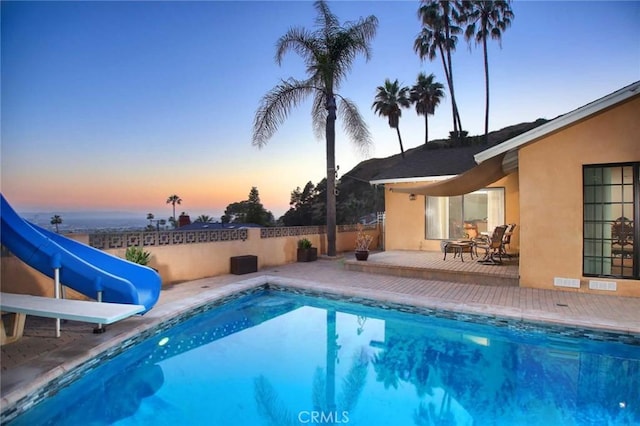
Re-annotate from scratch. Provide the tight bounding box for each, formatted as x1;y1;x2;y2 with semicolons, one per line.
230;255;258;275
355;251;369;261
297;248;318;262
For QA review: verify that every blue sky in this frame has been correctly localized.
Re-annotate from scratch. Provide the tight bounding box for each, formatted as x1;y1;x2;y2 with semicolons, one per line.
2;0;639;219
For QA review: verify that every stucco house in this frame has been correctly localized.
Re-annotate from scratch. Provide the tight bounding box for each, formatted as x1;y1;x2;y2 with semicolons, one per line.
371;81;640;297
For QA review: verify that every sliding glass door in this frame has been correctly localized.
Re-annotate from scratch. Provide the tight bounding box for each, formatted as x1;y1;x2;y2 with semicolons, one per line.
426;188;505;240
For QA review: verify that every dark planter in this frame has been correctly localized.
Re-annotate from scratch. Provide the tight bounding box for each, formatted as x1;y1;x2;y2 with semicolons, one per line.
297;247;318;262
230;255;258;275
355;250;369;261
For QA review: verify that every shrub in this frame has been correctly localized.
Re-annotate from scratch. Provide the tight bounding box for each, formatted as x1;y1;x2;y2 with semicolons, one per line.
125;246;151;266
297;238;313;249
355;224;373;251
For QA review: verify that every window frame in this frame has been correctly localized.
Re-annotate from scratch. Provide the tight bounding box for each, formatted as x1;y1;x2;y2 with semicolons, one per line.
583;162;639;279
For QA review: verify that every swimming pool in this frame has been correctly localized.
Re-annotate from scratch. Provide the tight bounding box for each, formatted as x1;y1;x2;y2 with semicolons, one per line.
7;287;640;425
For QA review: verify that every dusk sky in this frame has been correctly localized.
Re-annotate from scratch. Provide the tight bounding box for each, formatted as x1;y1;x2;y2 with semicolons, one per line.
2;1;638;220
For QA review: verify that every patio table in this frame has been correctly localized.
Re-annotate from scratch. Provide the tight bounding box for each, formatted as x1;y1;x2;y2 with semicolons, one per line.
443;240;476;262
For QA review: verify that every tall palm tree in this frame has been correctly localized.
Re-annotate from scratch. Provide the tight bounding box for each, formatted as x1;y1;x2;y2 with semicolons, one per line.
414;0;463;137
166;194;182;221
372;79;411;158
252;0;378;257
460;0;514;144
410;72;445;145
50;215;62;233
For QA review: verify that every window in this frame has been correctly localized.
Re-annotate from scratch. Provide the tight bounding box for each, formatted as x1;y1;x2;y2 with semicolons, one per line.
583;163;638;279
426;188;505;240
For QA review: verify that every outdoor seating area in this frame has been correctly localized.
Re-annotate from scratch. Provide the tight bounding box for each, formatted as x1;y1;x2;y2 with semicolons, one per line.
441;224;517;266
345;250;519;287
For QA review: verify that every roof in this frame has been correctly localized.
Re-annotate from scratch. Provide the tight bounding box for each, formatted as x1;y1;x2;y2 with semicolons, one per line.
369;145;490;184
475;80;640;163
369;119;547;184
390;152;508;197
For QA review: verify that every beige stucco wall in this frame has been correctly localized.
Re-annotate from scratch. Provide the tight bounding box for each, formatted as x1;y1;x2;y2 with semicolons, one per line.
1;227;379;298
384;173;520;252
519;95;640;296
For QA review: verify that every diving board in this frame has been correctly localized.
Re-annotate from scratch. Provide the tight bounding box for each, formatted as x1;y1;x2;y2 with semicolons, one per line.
0;293;145;344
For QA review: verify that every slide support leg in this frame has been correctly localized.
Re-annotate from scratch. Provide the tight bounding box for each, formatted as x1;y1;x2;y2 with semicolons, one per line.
93;291;106;334
54;268;61;338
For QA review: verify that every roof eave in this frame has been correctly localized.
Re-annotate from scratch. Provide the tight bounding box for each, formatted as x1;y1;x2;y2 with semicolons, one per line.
369;175;458;185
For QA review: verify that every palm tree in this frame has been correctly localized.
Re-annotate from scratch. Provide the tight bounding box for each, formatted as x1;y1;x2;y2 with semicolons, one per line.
410;72;445;145
372;79;411;158
252;0;378;257
166;194;182;221
195;214;212;223
414;1;463;137
50;215;62;233
460;0;514;144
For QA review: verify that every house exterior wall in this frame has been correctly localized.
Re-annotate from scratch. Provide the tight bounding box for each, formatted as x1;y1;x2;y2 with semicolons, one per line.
384;173;520;252
518;95;640;296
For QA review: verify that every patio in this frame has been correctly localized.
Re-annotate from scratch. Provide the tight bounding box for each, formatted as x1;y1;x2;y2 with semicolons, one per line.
345;249;519;286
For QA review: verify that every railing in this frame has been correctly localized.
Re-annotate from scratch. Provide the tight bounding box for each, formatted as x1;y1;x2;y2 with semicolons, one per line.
89;224;379;250
89;229;250;249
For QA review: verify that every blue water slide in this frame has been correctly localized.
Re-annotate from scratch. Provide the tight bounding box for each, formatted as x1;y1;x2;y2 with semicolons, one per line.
0;194;161;312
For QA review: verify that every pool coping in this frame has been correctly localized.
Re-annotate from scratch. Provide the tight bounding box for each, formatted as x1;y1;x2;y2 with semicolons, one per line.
2;274;639;423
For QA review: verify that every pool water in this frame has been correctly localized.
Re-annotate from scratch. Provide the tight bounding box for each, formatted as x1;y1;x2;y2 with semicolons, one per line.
9;289;640;425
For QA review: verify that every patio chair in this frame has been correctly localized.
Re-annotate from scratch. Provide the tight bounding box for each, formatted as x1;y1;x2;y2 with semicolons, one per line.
476;225;508;264
499;223;517;259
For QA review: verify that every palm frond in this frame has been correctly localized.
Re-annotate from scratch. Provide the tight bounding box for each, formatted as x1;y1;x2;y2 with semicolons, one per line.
314;0;340;37
312;367;327;412
276;27;320;67
332;16;378;86
337;348;369;412
311;91;327;141
252;78;315;148
254;375;296;426
337;97;371;155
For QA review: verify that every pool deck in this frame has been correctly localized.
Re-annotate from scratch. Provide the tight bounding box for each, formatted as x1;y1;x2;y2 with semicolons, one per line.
2;251;640;420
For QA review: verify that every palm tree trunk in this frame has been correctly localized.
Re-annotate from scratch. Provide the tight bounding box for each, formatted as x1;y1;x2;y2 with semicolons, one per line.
326;309;337;412
483;35;490;144
424;113;429;145
438;45;458;134
441;2;462;134
395;125;405;158
326;94;337;257
446;47;463;134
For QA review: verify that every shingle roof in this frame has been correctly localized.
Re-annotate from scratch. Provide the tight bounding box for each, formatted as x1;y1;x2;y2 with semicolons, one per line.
371;144;488;181
361;120;548;184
